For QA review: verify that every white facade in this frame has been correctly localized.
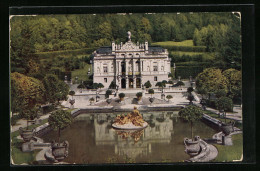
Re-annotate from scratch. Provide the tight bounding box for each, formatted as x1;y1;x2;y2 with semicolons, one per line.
93;33;171;89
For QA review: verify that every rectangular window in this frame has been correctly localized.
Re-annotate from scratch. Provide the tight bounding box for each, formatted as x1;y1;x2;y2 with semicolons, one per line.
154;76;157;81
104;78;107;83
103;66;108;73
153;66;158;71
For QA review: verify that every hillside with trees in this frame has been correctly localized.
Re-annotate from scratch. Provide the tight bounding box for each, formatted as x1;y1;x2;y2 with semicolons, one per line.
10;13;241;77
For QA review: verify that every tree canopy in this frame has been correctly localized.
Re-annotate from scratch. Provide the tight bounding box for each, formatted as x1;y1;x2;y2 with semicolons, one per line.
48;110;73;131
179;105;203;123
42;74;69;103
196;68;228;94
11;72;45;113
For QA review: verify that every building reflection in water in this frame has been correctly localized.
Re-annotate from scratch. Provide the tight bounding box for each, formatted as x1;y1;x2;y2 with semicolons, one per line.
93;111;178;159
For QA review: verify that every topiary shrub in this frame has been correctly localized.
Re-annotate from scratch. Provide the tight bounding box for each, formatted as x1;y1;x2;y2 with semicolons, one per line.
136;92;143;101
105;90;112;99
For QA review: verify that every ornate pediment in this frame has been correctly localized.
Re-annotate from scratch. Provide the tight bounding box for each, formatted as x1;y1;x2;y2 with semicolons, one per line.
120;41;140;51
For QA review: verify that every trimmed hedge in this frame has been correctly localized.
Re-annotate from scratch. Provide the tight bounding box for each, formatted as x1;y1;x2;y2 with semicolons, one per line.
160;45;206;52
35;48;97;59
175;61;211;67
175;66;204;79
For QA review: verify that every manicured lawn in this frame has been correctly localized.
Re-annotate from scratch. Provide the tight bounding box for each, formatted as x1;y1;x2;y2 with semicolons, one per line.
152;40;194;46
11;136;40;165
170;51;215;61
171;51;203;56
11;118;49;164
213;133;243;162
71;63;92;82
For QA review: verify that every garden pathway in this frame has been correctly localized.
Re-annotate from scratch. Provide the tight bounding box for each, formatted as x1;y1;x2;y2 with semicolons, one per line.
192;92;242;122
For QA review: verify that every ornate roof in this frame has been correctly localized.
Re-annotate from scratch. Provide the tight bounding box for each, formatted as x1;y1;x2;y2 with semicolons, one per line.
96;45;165;54
96;46;112;54
148;46;165;53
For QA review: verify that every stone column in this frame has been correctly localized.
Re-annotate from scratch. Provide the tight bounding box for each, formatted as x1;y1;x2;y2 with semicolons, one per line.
126;76;129;89
124;62;126;75
140;60;143;73
117;76;121;88
133;59;136;76
119;61;122;75
133;76;136;88
116;61;119;75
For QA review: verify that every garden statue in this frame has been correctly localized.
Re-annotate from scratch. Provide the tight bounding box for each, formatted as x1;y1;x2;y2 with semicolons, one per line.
127;31;131;41
112;106;148;129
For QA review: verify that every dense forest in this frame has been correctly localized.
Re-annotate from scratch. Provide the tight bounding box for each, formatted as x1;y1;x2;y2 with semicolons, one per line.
10;13;241;75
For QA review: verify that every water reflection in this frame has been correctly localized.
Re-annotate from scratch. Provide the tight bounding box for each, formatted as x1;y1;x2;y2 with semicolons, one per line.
92;112;176;159
42;111;216;164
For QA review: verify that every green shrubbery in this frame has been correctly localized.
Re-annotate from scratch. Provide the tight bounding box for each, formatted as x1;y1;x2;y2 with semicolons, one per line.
175;66;204;79
160;45;206;52
11;114;21;126
35;48;96;59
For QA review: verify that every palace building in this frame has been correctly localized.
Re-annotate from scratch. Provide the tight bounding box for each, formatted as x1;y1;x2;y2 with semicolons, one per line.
92;32;171;89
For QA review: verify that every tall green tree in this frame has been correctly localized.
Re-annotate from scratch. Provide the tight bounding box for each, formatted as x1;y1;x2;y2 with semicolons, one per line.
48;110;73;143
196;68;228;95
223;68;242;101
42;74;69;104
179;105;203;138
11;72;45;113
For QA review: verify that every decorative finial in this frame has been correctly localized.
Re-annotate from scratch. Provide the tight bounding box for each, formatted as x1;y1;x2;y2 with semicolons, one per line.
127;31;131;42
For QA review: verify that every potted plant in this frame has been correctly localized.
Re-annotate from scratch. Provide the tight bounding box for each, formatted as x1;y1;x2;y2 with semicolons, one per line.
166;95;173;102
89;97;95;105
144;81;152;91
106;98;112;106
184;136;201;156
48;110;73;161
19;107;38;142
69;91;75;100
105;90;112;99
119;93;125;102
136;92;143;102
187;94;194;105
179;105;203;156
176;81;185;87
148;89;154;98
77;83;85;93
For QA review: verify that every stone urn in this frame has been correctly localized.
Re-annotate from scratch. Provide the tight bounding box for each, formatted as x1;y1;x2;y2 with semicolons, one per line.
221;122;235;135
19;127;35;142
119;97;124;102
106;98;112;105
149;97;155;105
51;141;69;162
69;99;75;106
184;136;201;156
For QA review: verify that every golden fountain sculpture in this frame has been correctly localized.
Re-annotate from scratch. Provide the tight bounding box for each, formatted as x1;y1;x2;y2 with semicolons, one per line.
112;106;148;130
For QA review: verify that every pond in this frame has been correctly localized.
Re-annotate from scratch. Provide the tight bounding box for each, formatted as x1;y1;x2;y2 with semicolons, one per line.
42;111;217;164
